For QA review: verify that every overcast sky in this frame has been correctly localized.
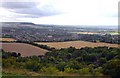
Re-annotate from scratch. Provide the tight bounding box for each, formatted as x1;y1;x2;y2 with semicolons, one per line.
0;0;119;26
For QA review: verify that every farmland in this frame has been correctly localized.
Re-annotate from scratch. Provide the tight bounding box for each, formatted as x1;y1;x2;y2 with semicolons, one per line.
70;31;101;35
107;31;119;35
1;22;120;77
0;38;16;42
1;43;48;57
1;22;119;44
36;41;119;49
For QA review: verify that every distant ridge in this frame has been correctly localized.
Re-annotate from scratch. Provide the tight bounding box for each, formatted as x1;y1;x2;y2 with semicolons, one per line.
19;22;35;25
1;22;117;29
1;22;35;25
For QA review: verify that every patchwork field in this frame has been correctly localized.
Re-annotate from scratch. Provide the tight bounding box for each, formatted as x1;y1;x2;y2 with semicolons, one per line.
0;38;16;42
1;43;48;57
36;41;119;49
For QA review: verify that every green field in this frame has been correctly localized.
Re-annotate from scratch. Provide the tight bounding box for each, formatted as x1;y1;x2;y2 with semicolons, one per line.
107;31;119;35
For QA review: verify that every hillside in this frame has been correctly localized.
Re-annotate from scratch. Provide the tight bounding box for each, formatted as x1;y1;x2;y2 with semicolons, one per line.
2;46;120;77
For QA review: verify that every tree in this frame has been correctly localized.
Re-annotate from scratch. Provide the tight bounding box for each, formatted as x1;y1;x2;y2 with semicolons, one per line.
18;53;21;57
64;67;76;73
68;47;75;53
11;52;18;57
82;54;96;62
103;59;120;77
79;67;91;75
25;60;41;71
40;66;59;75
56;62;66;71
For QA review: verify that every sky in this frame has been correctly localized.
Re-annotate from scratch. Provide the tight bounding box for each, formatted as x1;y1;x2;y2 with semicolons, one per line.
0;0;119;26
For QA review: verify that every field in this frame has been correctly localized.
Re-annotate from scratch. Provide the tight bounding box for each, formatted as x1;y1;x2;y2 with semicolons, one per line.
0;38;16;42
36;41;119;49
107;31;119;35
1;43;48;57
70;32;100;35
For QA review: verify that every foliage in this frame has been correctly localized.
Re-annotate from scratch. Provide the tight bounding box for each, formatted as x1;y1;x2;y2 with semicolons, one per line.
2;46;120;77
103;59;120;77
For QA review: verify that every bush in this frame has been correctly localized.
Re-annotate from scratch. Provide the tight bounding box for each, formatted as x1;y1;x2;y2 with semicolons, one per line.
64;67;77;73
78;68;91;75
40;66;59;75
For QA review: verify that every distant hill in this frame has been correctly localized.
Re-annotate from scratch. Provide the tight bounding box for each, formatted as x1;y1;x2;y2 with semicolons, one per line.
1;22;35;25
1;22;36;27
1;22;117;30
19;22;35;25
1;22;56;29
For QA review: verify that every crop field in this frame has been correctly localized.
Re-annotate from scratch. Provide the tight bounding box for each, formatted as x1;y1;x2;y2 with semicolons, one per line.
70;32;100;35
1;43;48;57
36;41;119;49
0;38;16;42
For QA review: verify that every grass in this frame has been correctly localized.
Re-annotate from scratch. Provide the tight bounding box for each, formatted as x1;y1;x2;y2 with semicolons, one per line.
2;68;84;77
2;67;41;76
107;31;120;35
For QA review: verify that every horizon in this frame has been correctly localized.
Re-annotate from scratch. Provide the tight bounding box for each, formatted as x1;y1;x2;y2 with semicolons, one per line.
1;22;118;29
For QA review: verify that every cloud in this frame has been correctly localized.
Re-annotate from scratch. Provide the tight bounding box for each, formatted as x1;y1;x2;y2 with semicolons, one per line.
1;1;61;18
2;2;37;9
0;0;119;25
11;5;61;17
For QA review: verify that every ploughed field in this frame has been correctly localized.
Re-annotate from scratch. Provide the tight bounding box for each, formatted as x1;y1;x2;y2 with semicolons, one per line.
1;43;48;57
36;41;119;49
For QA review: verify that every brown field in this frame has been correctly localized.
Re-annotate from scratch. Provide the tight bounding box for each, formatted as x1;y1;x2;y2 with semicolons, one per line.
36;41;119;49
1;43;48;57
0;38;16;42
